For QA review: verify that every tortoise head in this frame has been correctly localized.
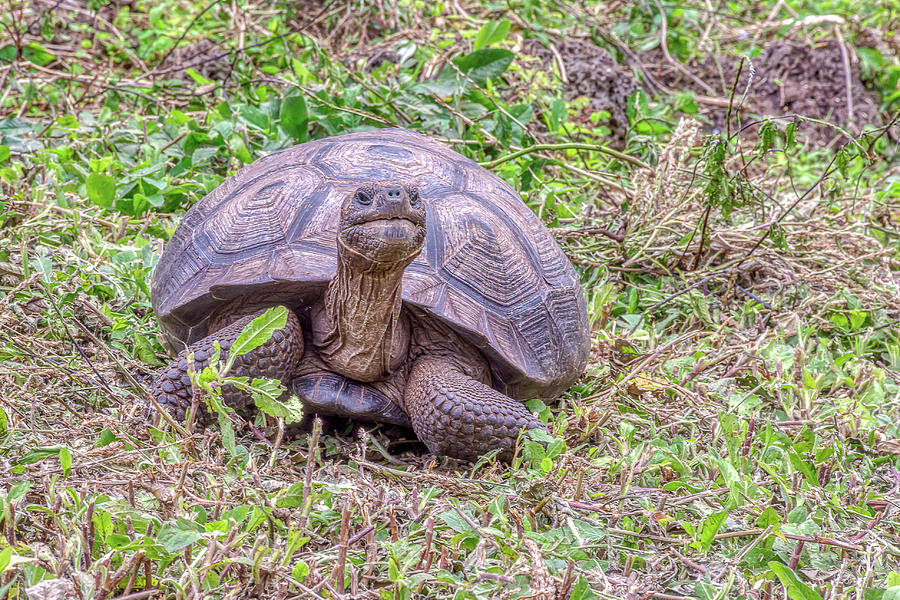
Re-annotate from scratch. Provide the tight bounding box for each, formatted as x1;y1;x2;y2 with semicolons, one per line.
338;182;426;265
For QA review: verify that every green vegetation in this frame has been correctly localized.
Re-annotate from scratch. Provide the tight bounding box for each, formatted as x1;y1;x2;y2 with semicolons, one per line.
2;1;899;598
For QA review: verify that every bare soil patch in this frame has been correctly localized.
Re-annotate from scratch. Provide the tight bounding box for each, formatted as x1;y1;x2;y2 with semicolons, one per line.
532;36;883;145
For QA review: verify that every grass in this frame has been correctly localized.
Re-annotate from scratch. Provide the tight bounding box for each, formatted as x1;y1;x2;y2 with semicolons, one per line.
2;0;900;598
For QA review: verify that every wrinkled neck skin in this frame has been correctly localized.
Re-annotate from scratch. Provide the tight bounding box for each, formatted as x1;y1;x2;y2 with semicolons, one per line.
313;247;412;382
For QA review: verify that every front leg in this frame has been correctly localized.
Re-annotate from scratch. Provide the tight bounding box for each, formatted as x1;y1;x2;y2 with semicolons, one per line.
404;357;545;461
151;306;304;421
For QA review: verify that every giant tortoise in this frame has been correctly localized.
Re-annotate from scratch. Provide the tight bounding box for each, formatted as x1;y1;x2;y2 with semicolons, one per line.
150;128;590;461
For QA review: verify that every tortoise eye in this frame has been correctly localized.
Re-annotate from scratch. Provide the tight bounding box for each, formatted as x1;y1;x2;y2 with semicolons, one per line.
408;189;420;206
356;190;372;205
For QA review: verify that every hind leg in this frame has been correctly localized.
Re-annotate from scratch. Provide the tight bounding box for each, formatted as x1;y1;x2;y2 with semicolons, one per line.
151;307;303;422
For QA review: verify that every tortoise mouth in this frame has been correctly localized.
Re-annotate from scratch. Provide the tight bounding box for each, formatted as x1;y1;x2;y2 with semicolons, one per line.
344;212;425;229
339;217;426;263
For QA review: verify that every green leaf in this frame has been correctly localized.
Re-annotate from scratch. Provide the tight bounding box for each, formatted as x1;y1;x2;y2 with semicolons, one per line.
756;506;782;528
230;306;289;358
184;67;213;85
674;91;698;114
59;447;72;477
568;576;596;600
836;148;850;177
276;482;305;508
87;173;116;208
253;388;304;424
280;95;309;142
473;19;510;51
0;405;7;436
7;482;30;503
785;122;797;149
95;428;119;447
453;48;514;86
159;524;204;553
436;509;472;533
292;560;310;582
769;562;824;600
17;446;65;466
758;122;776;153
134;333;164;366
238;104;269;132
698;511;727;552
191;146;219;166
0;145;9;165
388;557;400;581
0;547;11;573
23;42;55;66
217;405;236;456
787;448;818;486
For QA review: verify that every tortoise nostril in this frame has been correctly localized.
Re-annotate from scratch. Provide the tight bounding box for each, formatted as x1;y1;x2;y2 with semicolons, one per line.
385;185;403;199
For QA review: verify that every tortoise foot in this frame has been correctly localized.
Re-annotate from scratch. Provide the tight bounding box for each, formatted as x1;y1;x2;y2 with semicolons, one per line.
151;307;303;423
404;358;545;462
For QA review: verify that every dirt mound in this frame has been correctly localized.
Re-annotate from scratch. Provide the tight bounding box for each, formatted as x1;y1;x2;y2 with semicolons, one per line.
529;37;882;146
526;40;638;146
648;39;883;143
156;39;232;82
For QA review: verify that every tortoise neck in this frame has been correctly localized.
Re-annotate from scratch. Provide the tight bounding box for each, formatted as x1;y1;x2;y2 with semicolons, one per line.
314;250;411;382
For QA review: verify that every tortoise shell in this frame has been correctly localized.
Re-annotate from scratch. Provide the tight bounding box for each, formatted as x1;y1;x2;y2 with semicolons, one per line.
152;128;590;399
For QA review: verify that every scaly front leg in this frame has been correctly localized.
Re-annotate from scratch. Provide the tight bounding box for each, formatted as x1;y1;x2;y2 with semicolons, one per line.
151;307;303;421
404;357;545;461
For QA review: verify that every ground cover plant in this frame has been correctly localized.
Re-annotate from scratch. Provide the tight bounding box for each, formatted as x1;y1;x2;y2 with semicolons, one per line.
2;0;900;598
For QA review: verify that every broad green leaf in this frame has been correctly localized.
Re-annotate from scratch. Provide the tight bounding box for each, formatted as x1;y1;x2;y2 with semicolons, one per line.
883;587;900;600
698;511;727;552
134;333;164;366
17;446;65;466
0;145;9;165
568;576;595;600
785;122;797;149
95;428;119;447
59;447;71;477
473;19;510;51
159;524;204;553
436;509;472;533
238;104;269;131
230;306;288;358
453;49;514;86
23;42;55;66
7;482;30;502
388;557;400;581
191;146;219;166
674;91;699;114
184;67;213;85
280;95;309;142
769;562;824;600
276;482;305;508
253;388;304;424
87;173;116;208
217;404;236;456
756;506;782;528
787;449;818;486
